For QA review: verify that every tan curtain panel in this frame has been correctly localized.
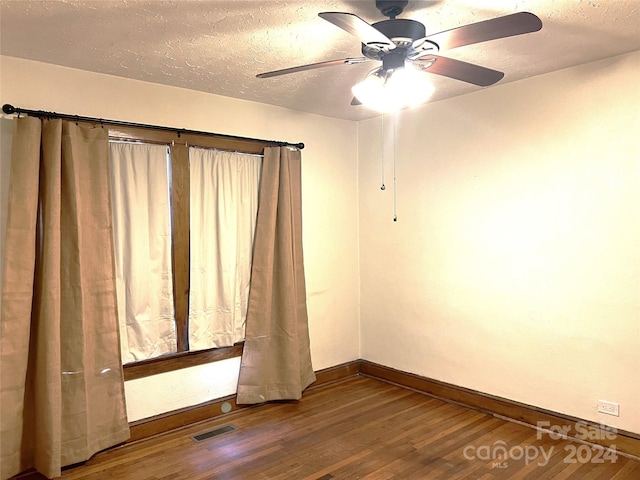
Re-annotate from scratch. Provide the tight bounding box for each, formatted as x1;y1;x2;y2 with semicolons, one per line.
236;146;315;404
0;117;130;479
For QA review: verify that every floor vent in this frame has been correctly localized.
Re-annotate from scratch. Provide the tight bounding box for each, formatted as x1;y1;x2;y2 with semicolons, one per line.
191;425;236;442
316;475;334;480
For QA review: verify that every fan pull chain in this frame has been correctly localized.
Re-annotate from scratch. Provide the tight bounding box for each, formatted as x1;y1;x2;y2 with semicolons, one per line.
380;113;386;190
392;111;398;222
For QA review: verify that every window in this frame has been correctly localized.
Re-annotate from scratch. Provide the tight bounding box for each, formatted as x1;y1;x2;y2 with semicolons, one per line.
104;125;266;376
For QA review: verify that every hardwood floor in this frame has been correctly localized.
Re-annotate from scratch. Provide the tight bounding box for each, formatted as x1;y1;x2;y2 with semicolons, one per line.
28;376;640;479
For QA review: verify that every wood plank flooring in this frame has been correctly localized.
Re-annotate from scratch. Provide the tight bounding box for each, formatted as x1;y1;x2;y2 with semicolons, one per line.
26;376;640;479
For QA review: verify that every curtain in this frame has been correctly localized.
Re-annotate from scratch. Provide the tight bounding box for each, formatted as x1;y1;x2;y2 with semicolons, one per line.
0;117;130;479
188;147;261;351
236;146;315;404
109;142;176;363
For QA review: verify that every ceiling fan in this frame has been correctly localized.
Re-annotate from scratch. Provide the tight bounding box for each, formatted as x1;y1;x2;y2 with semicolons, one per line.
257;0;542;111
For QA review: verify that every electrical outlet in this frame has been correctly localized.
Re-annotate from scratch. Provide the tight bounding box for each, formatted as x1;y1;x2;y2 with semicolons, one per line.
597;400;620;416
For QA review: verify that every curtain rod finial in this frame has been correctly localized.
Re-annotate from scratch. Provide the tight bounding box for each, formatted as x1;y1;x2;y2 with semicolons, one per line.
2;104;16;115
274;141;304;150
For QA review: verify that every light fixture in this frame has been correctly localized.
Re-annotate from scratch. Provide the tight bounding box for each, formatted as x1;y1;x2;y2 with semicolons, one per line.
352;63;435;113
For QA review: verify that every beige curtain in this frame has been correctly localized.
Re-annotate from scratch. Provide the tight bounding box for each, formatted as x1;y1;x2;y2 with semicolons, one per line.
109;142;177;363
236;146;315;404
188;147;261;351
0;117;130;479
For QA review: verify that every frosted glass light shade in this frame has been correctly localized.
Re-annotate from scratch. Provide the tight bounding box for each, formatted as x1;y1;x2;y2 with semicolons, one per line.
352;66;435;113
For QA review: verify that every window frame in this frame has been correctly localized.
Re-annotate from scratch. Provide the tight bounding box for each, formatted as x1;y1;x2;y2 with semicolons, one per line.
99;123;267;380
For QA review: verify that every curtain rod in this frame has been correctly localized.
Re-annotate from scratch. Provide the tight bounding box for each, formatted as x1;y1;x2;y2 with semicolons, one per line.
1;104;305;150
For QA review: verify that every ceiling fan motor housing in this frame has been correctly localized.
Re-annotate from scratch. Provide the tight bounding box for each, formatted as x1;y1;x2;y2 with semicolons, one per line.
374;19;426;44
362;18;427;59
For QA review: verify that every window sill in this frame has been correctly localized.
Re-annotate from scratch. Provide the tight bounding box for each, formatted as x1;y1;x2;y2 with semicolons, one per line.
123;342;244;381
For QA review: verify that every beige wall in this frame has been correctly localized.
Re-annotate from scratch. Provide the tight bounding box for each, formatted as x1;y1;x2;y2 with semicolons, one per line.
2;52;638;431
0;56;361;420
358;51;640;433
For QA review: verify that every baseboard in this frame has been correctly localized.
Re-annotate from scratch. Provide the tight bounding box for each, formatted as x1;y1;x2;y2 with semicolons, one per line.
310;359;361;387
359;360;640;458
127;358;639;458
127;359;361;443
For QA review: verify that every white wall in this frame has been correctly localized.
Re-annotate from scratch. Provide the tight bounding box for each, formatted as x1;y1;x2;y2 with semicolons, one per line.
358;51;640;433
0;56;361;421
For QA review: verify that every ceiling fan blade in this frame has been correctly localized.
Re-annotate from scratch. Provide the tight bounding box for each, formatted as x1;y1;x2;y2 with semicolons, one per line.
416;55;504;87
257;57;369;78
319;12;395;51
421;12;542;51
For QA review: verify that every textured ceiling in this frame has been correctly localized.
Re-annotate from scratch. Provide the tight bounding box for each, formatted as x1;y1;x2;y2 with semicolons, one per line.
1;0;639;121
